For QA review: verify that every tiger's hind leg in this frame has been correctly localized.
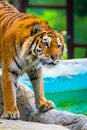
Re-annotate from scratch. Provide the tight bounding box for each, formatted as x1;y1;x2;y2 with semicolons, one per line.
1;62;20;120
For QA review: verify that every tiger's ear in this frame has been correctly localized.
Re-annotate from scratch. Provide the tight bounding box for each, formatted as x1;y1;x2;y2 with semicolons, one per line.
31;24;41;36
59;30;67;37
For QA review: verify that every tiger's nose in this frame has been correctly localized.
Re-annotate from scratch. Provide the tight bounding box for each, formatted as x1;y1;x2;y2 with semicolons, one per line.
51;55;58;60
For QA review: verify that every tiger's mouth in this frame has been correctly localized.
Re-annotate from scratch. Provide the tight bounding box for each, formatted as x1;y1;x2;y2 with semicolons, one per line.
40;57;60;65
40;60;60;65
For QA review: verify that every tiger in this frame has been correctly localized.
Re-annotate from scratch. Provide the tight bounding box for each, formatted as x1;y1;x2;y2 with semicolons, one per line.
0;0;66;120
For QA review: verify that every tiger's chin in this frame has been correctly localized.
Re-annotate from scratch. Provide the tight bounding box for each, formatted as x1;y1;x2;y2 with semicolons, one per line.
40;59;60;65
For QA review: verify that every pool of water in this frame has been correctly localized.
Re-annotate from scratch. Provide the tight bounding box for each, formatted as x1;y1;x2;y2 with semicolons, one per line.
44;73;87;92
46;89;87;115
18;59;87;114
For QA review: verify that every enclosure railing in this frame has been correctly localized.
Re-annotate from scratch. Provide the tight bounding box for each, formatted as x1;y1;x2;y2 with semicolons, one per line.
10;0;87;59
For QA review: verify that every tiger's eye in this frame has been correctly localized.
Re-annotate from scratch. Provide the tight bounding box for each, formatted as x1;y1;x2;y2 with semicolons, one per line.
44;42;48;47
58;44;61;48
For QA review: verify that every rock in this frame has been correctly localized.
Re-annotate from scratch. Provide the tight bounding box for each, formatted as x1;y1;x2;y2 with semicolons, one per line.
17;84;37;121
0;119;69;130
0;73;87;130
28;109;87;130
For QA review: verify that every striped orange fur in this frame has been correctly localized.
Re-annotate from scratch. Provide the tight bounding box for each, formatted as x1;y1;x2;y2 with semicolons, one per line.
0;0;66;119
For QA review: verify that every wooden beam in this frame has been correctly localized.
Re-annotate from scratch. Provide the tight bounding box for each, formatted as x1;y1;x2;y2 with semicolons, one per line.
73;43;87;48
27;4;67;9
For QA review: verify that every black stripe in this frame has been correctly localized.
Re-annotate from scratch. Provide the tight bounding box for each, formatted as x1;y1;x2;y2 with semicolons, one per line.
20;35;30;48
0;7;6;10
0;1;18;13
14;82;18;88
0;12;17;23
14;42;19;57
19;14;36;21
35;32;46;39
29;32;46;50
25;22;39;30
20;41;23;48
47;32;53;34
1;0;15;10
13;56;22;71
0;12;9;18
28;50;32;55
48;34;57;38
19;15;30;20
30;77;38;81
39;51;44;55
35;61;40;67
1;1;7;6
0;14;10;23
5;13;19;27
0;11;15;17
39;35;43;38
7;13;24;27
29;38;36;50
34;39;39;53
8;69;18;78
19;22;37;29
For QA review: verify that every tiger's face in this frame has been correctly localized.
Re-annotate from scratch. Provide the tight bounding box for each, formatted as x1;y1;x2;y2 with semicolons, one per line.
21;24;66;65
31;33;65;65
29;25;66;65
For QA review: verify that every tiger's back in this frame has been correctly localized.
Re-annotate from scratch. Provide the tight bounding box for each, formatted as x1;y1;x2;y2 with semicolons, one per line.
0;0;50;62
0;0;32;61
0;1;19;60
0;0;20;29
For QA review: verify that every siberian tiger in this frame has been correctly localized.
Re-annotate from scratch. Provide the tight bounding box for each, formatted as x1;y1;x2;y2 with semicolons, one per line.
0;0;66;119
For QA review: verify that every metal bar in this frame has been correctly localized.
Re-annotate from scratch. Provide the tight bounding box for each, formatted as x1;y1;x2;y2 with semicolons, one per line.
66;0;74;59
27;4;67;9
73;43;87;48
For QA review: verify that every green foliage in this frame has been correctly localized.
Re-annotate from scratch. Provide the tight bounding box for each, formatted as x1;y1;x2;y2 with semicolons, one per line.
74;0;87;17
74;15;87;58
74;15;87;43
74;48;86;58
27;8;66;31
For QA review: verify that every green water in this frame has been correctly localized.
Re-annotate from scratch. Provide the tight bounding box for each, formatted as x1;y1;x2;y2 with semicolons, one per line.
46;89;87;115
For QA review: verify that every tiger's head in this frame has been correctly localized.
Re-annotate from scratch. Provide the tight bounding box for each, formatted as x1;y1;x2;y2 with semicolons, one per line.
21;24;66;65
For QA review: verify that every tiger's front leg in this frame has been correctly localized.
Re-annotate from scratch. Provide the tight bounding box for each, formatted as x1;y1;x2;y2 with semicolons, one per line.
27;67;55;112
1;63;19;119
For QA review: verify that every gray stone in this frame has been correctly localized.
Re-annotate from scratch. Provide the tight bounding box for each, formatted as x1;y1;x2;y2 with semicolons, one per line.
17;84;38;120
0;119;69;130
28;109;87;130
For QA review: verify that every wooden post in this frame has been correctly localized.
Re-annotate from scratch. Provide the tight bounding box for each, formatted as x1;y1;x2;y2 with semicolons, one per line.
66;0;74;59
19;0;28;12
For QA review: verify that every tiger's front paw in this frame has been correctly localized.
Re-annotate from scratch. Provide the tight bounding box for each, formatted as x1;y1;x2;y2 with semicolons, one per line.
1;109;20;120
38;100;55;112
